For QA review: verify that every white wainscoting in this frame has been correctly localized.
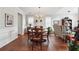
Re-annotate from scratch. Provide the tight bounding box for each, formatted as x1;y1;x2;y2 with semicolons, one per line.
0;28;18;48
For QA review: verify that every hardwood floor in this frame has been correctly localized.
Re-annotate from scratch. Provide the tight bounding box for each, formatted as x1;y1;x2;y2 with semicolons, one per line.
0;34;68;51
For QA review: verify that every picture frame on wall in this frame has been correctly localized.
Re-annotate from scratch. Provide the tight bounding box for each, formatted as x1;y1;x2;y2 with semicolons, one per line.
5;13;14;27
40;19;42;22
36;20;38;22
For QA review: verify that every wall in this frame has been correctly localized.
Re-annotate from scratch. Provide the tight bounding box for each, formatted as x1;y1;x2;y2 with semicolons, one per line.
0;7;25;48
26;15;51;28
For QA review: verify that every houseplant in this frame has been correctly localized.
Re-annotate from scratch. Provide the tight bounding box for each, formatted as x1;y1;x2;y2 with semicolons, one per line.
47;27;52;33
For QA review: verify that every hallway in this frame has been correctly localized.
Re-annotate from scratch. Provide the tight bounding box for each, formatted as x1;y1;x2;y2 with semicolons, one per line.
0;34;67;51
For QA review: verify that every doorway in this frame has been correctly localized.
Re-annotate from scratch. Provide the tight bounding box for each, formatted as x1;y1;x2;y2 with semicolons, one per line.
18;13;23;35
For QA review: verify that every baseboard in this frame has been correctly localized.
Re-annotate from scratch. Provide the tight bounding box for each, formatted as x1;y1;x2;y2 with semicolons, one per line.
0;36;18;48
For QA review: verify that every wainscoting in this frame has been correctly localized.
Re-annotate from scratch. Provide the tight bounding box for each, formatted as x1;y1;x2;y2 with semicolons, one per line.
0;28;18;48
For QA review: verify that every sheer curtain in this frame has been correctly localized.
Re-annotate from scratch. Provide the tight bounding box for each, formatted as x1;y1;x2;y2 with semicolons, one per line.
45;17;52;28
28;16;34;26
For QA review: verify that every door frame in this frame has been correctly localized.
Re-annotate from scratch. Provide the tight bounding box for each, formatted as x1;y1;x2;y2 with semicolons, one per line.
18;13;23;35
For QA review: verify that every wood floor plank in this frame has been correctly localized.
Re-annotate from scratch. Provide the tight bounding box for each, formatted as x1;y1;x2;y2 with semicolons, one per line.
0;34;68;51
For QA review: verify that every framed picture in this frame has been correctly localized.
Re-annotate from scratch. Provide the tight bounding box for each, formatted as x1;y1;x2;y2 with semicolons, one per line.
5;13;14;27
36;20;38;22
40;20;42;22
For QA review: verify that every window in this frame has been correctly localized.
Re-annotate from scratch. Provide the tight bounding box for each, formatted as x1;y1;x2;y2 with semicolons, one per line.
45;17;52;28
28;17;34;26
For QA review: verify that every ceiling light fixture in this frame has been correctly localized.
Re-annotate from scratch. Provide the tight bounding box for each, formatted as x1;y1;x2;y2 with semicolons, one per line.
35;7;43;20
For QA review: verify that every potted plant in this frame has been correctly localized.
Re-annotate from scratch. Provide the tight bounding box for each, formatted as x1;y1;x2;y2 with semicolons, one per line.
47;27;52;33
68;40;79;51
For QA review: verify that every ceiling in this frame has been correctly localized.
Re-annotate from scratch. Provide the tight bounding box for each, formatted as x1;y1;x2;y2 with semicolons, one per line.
19;7;78;16
19;7;62;16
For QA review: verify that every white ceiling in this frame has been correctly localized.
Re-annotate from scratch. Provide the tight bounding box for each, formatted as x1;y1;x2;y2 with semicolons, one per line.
57;7;78;15
19;7;62;16
19;7;78;16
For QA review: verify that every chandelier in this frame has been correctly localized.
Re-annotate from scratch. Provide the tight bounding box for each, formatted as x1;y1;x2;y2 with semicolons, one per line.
35;7;43;20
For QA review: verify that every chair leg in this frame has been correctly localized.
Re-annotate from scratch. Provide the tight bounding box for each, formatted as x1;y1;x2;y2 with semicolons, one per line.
40;43;42;51
39;42;42;51
32;42;34;51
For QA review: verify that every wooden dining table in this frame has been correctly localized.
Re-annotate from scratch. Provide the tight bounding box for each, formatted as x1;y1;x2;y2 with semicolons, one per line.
27;27;48;42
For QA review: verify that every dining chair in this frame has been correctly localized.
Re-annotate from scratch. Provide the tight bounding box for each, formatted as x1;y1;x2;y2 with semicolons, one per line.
27;27;33;43
31;28;43;50
40;26;43;29
42;28;50;45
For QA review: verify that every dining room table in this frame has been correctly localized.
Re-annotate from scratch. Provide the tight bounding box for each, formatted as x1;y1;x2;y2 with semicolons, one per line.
27;27;49;42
